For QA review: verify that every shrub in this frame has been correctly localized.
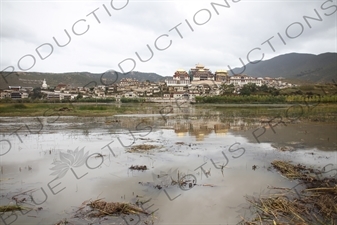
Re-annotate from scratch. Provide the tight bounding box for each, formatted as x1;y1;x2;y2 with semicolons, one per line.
120;98;145;103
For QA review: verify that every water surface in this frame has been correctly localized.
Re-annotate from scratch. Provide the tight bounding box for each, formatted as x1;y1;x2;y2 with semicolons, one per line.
0;105;336;224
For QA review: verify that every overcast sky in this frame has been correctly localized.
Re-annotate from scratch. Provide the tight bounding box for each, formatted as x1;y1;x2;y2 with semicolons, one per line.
1;0;336;77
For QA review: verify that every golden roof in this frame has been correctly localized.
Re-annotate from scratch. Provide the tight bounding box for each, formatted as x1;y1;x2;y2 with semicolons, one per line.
176;132;186;137
216;69;228;73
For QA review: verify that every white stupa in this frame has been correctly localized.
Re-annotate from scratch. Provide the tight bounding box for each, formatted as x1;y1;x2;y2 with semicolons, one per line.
41;79;48;89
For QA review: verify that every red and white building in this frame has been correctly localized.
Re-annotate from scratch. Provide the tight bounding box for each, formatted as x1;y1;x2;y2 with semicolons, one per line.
227;74;263;87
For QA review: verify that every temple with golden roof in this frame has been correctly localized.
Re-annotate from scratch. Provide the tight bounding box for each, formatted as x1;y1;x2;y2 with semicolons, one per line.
214;69;228;82
173;69;190;81
189;64;215;81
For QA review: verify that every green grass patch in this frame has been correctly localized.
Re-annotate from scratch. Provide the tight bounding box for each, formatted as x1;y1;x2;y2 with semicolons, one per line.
196;95;287;104
0;103;141;116
120;97;145;103
195;94;337;104
77;105;108;111
11;104;28;109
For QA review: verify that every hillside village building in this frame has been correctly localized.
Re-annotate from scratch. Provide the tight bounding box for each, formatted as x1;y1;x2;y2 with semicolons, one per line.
166;69;191;86
228;74;263;87
119;78;139;87
0;86;30;99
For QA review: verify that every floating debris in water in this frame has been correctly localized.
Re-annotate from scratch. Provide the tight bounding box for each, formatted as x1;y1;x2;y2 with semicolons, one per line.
0;204;32;212
271;144;295;152
128;144;158;152
129;165;148;171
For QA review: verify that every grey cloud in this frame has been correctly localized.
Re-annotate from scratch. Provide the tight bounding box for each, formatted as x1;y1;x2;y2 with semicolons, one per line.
0;0;336;75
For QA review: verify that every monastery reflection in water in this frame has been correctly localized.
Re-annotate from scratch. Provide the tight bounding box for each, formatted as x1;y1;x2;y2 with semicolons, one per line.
112;106;266;141
162;106;263;141
164;117;261;141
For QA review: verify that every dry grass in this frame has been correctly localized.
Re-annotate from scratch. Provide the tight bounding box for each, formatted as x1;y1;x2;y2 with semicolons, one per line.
128;144;157;152
72;198;155;224
245;195;308;224
241;160;337;225
0;205;26;212
88;199;149;217
271;160;316;181
272;145;295;152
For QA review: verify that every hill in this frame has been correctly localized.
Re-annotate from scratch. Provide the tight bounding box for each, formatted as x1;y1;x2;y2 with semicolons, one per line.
0;71;168;89
1;52;335;89
230;52;336;83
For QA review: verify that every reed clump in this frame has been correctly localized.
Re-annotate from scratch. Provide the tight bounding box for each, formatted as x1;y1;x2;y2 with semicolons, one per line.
128;144;157;152
241;160;337;225
0;205;26;212
88;199;149;217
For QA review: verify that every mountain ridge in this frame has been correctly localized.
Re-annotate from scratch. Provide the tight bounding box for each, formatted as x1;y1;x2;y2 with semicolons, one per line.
1;52;335;89
230;52;336;82
0;71;169;89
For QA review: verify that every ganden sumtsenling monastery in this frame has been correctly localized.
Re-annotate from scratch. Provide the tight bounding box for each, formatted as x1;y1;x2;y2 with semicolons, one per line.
164;63;267;99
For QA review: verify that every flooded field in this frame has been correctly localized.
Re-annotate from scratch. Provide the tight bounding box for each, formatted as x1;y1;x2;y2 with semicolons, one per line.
0;104;336;224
